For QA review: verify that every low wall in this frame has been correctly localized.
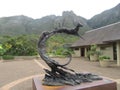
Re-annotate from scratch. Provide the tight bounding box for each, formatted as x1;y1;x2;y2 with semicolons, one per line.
14;56;40;60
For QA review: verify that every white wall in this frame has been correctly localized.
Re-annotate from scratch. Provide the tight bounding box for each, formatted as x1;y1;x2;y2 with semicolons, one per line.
72;48;80;57
100;45;113;60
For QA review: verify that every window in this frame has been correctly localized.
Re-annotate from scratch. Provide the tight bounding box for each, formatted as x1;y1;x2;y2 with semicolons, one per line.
74;48;79;50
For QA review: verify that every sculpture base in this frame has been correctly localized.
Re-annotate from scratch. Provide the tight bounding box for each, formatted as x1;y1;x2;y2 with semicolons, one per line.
32;77;117;90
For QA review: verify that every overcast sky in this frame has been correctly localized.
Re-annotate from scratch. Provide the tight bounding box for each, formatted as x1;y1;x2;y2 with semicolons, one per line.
0;0;120;19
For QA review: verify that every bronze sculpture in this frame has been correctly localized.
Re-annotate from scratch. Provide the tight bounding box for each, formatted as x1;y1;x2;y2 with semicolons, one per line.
38;24;102;86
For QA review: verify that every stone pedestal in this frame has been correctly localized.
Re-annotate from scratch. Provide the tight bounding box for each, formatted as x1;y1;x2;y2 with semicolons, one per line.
32;77;117;90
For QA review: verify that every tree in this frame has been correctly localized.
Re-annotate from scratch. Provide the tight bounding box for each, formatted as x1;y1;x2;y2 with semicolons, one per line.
46;34;78;56
0;44;5;56
3;35;38;56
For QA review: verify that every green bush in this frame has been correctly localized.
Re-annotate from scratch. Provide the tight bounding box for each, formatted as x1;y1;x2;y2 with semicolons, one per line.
0;44;6;56
2;35;38;56
2;55;14;60
99;56;110;61
0;56;2;59
87;45;101;56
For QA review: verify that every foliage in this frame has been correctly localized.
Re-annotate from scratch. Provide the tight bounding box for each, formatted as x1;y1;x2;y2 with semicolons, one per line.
90;44;97;51
99;56;110;61
52;46;73;56
0;33;78;57
87;45;97;55
0;44;6;56
2;55;14;60
87;45;102;58
46;33;78;56
2;35;38;56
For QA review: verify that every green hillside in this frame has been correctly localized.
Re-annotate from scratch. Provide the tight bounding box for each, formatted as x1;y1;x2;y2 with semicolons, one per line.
87;3;120;29
0;11;90;36
0;3;120;56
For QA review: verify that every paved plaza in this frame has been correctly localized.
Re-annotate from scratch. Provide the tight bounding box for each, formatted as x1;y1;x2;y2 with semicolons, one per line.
0;57;120;90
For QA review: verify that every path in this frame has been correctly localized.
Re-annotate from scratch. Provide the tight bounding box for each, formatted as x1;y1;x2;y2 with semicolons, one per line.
0;58;120;90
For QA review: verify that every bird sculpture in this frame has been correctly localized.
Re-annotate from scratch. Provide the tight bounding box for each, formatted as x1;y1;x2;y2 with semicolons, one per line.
38;23;102;86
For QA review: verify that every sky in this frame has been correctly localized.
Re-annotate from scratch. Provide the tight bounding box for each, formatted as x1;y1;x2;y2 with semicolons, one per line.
0;0;120;19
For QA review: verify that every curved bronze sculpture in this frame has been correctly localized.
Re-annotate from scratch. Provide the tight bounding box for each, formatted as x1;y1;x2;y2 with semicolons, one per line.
38;24;102;86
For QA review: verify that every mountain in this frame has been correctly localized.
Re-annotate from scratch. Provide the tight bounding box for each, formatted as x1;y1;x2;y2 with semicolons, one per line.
0;3;120;36
87;3;120;29
0;11;90;36
0;15;34;35
28;11;90;35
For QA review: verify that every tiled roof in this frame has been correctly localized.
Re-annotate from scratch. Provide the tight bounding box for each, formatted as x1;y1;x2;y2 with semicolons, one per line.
72;22;120;47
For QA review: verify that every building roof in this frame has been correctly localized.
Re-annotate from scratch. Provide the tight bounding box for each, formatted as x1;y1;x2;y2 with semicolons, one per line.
72;22;120;47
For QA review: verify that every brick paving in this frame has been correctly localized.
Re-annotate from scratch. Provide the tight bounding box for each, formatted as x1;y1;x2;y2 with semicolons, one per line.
0;57;120;90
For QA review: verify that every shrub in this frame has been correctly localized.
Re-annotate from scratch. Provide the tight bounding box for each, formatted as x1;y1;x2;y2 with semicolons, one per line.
0;44;6;56
3;35;38;56
87;45;101;56
87;45;97;56
99;56;110;61
2;55;14;60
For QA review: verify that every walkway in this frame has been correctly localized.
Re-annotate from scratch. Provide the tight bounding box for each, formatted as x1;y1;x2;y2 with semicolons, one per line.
0;57;120;90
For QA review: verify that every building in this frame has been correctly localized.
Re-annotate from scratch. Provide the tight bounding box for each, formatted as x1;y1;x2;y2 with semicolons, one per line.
71;22;120;66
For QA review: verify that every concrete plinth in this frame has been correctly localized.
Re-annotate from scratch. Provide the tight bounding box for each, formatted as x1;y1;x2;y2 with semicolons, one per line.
32;77;117;90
